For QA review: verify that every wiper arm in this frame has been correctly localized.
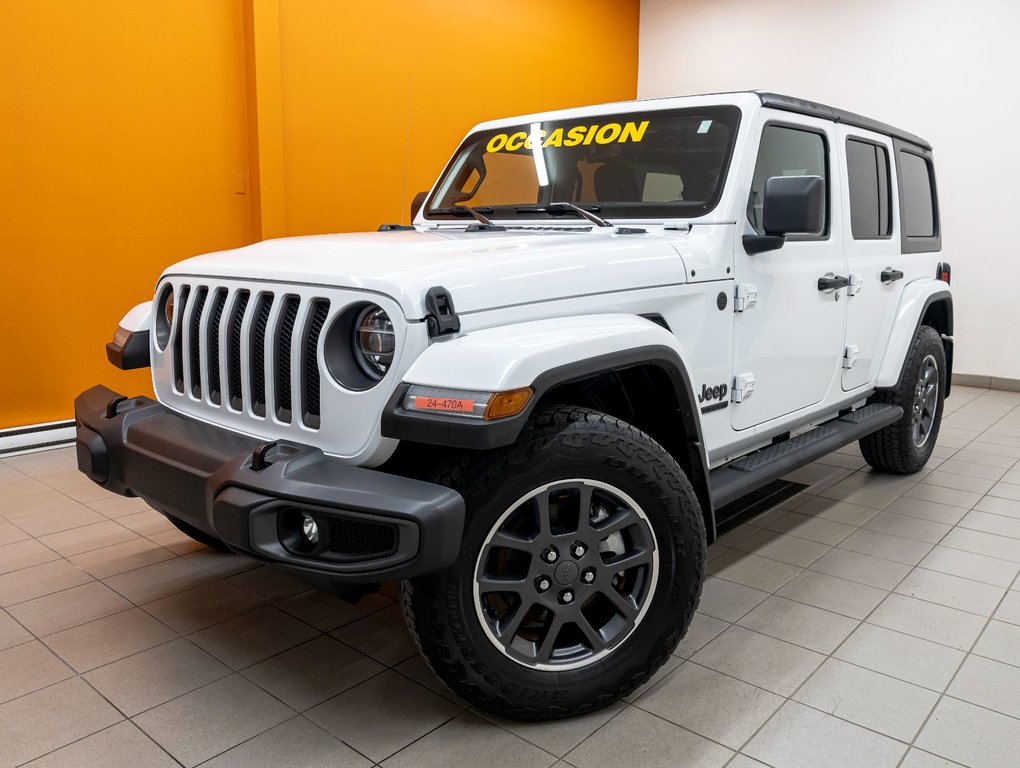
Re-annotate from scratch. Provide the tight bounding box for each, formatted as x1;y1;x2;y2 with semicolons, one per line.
428;206;495;217
514;202;646;234
456;205;494;226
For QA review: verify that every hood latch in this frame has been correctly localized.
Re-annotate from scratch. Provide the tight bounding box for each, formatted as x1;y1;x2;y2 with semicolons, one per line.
424;286;461;338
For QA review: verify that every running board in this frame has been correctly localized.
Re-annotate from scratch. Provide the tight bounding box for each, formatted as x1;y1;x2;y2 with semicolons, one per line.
709;403;903;508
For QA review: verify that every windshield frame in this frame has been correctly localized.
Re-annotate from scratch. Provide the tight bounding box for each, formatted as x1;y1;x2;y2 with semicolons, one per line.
422;105;742;223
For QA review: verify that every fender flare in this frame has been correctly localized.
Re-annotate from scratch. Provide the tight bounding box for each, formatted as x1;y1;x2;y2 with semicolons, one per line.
381;314;714;529
874;283;952;390
107;301;153;370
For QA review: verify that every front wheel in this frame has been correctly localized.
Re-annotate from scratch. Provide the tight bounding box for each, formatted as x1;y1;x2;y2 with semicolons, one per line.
860;324;946;473
401;406;706;720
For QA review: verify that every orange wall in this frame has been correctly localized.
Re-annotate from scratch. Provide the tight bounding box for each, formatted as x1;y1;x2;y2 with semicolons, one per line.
0;0;639;430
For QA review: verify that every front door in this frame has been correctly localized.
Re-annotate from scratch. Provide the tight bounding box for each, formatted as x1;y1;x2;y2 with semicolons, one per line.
731;115;848;430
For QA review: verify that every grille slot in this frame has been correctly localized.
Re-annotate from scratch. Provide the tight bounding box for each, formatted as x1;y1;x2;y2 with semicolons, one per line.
189;287;209;398
250;293;275;418
275;296;301;423
327;516;397;559
302;299;330;429
165;281;334;430
171;285;191;393
227;290;250;410
206;288;228;405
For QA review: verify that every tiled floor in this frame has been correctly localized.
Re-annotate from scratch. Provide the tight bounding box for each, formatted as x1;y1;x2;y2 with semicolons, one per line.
1;385;1020;767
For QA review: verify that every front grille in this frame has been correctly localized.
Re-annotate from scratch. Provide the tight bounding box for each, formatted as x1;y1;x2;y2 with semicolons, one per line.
167;282;328;429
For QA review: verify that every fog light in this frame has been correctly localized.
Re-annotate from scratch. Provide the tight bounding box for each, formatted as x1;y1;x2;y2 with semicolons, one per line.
301;514;319;545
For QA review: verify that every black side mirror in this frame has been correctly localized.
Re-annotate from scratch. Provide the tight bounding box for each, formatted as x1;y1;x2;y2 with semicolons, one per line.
743;175;825;255
410;191;428;221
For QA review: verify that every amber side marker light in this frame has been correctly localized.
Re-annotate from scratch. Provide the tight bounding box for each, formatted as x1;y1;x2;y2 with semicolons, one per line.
484;388;533;420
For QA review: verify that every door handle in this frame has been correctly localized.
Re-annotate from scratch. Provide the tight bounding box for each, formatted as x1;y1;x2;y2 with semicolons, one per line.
881;268;904;284
817;273;850;292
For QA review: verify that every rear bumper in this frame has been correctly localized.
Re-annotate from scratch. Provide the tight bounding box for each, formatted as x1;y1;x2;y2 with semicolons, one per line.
74;385;464;583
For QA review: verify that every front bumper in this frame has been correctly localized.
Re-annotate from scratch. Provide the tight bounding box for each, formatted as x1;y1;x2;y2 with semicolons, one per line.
74;385;464;583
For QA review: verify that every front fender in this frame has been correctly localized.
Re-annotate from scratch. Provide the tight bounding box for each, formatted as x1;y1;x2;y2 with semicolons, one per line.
875;281;952;389
107;301;153;370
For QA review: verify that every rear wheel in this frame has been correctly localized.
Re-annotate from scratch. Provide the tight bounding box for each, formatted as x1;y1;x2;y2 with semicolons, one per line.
860;324;946;473
401;406;705;720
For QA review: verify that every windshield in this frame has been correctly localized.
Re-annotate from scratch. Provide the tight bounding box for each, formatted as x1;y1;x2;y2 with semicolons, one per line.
426;106;741;221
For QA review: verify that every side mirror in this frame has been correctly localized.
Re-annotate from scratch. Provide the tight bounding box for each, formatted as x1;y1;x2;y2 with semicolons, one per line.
410;191;428;221
743;175;825;255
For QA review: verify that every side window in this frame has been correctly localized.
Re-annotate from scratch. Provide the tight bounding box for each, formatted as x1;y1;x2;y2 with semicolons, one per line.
748;125;827;236
899;150;936;237
846;138;891;239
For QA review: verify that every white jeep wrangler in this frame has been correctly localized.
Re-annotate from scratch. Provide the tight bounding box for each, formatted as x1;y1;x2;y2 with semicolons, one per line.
76;91;952;720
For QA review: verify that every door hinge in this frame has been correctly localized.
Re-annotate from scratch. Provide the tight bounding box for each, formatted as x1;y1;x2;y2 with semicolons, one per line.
843;345;860;369
734;283;758;312
732;373;755;402
847;273;863;296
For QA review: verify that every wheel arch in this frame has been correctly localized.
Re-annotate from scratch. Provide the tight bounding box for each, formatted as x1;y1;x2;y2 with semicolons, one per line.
875;283;953;394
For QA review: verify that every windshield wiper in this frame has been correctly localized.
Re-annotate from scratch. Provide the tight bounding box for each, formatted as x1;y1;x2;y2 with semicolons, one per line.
515;202;645;234
427;205;505;231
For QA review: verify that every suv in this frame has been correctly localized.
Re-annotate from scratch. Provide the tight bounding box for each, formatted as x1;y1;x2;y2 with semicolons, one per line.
76;91;952;720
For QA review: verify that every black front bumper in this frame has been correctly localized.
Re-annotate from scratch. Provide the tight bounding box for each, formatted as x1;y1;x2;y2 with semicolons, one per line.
74;385;464;583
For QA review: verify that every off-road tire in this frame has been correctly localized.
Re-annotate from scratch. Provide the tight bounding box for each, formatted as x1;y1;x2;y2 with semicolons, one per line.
165;515;230;550
400;405;706;720
860;324;946;474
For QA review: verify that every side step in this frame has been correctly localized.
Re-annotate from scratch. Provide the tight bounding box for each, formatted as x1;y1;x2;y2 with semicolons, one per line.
709;403;903;508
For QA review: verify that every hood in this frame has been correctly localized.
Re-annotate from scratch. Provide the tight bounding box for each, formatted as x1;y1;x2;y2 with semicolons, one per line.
165;229;689;318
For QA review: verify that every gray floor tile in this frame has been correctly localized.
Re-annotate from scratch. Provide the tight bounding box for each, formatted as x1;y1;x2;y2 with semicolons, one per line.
637;661;783;749
19;721;177;768
884;496;969;526
777;569;887;619
225;564;309;601
117;509;174;536
746;700;906;768
14;504;107;537
141;579;263;634
623;655;683;703
899;748;964;768
37;520;137;557
0;559;93;607
939;458;1010;481
133;674;293;767
182;549;258;578
306;669;462;763
975;494;1020;519
0;678;122;768
706;550;804;592
948;654;1020;719
0;640;72;703
383;711;555;768
959;509;1020;540
276;588;393;632
737;595;859;654
565;705;732;768
895;567;1005;616
793;657;938;741
0;520;30;547
809;547;912;590
146;527;207;555
904;483;982;510
478;700;625;757
697;577;769;622
834;623;965;691
242;635;383;711
917;696;1020;768
972;619;1020;666
941;527;1020;563
1;490;85;519
0;608;31;651
838;529;934;566
7;581;131;636
792;495;878;526
84;637;230;716
727;757;772;768
988;481;1020;501
330;604;418;666
691;625;824;697
43;607;177;672
862;511;952;544
725;529;830;567
922;470;998;494
188;604;320;669
765;511;856;545
201;716;370;768
869;593;986;651
87;495;150;518
918;545;1020;587
70;538;176;579
673;611;729;658
0;538;60;575
102;557;214;604
993;589;1020;626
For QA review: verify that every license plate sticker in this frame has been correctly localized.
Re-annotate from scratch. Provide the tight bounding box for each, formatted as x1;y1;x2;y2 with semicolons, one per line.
413;396;475;414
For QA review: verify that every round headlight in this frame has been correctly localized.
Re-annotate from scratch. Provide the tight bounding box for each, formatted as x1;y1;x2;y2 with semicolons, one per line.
353;306;395;379
154;284;175;350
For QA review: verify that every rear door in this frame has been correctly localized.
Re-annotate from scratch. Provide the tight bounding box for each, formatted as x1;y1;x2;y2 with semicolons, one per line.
838;128;903;391
731;114;848;430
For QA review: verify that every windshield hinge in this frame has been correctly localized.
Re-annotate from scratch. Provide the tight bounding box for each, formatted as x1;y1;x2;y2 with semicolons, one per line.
663;221;692;232
734;283;758;313
424;286;461;338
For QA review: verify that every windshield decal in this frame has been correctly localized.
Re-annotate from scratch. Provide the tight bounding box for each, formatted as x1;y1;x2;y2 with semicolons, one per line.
486;120;650;153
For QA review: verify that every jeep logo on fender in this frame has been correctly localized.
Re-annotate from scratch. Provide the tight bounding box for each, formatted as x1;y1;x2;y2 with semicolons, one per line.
698;383;728;403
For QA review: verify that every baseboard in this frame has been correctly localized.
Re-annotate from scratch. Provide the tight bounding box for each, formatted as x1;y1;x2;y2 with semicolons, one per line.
0;420;76;456
954;374;1020;393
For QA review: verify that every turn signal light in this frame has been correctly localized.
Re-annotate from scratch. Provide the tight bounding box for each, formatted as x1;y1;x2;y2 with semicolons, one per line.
483;388;533;420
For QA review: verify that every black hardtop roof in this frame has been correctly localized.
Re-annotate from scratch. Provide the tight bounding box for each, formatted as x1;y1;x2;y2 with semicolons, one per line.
755;91;931;151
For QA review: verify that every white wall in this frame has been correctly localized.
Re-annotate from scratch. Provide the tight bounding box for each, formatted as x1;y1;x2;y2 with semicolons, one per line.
639;0;1020;381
